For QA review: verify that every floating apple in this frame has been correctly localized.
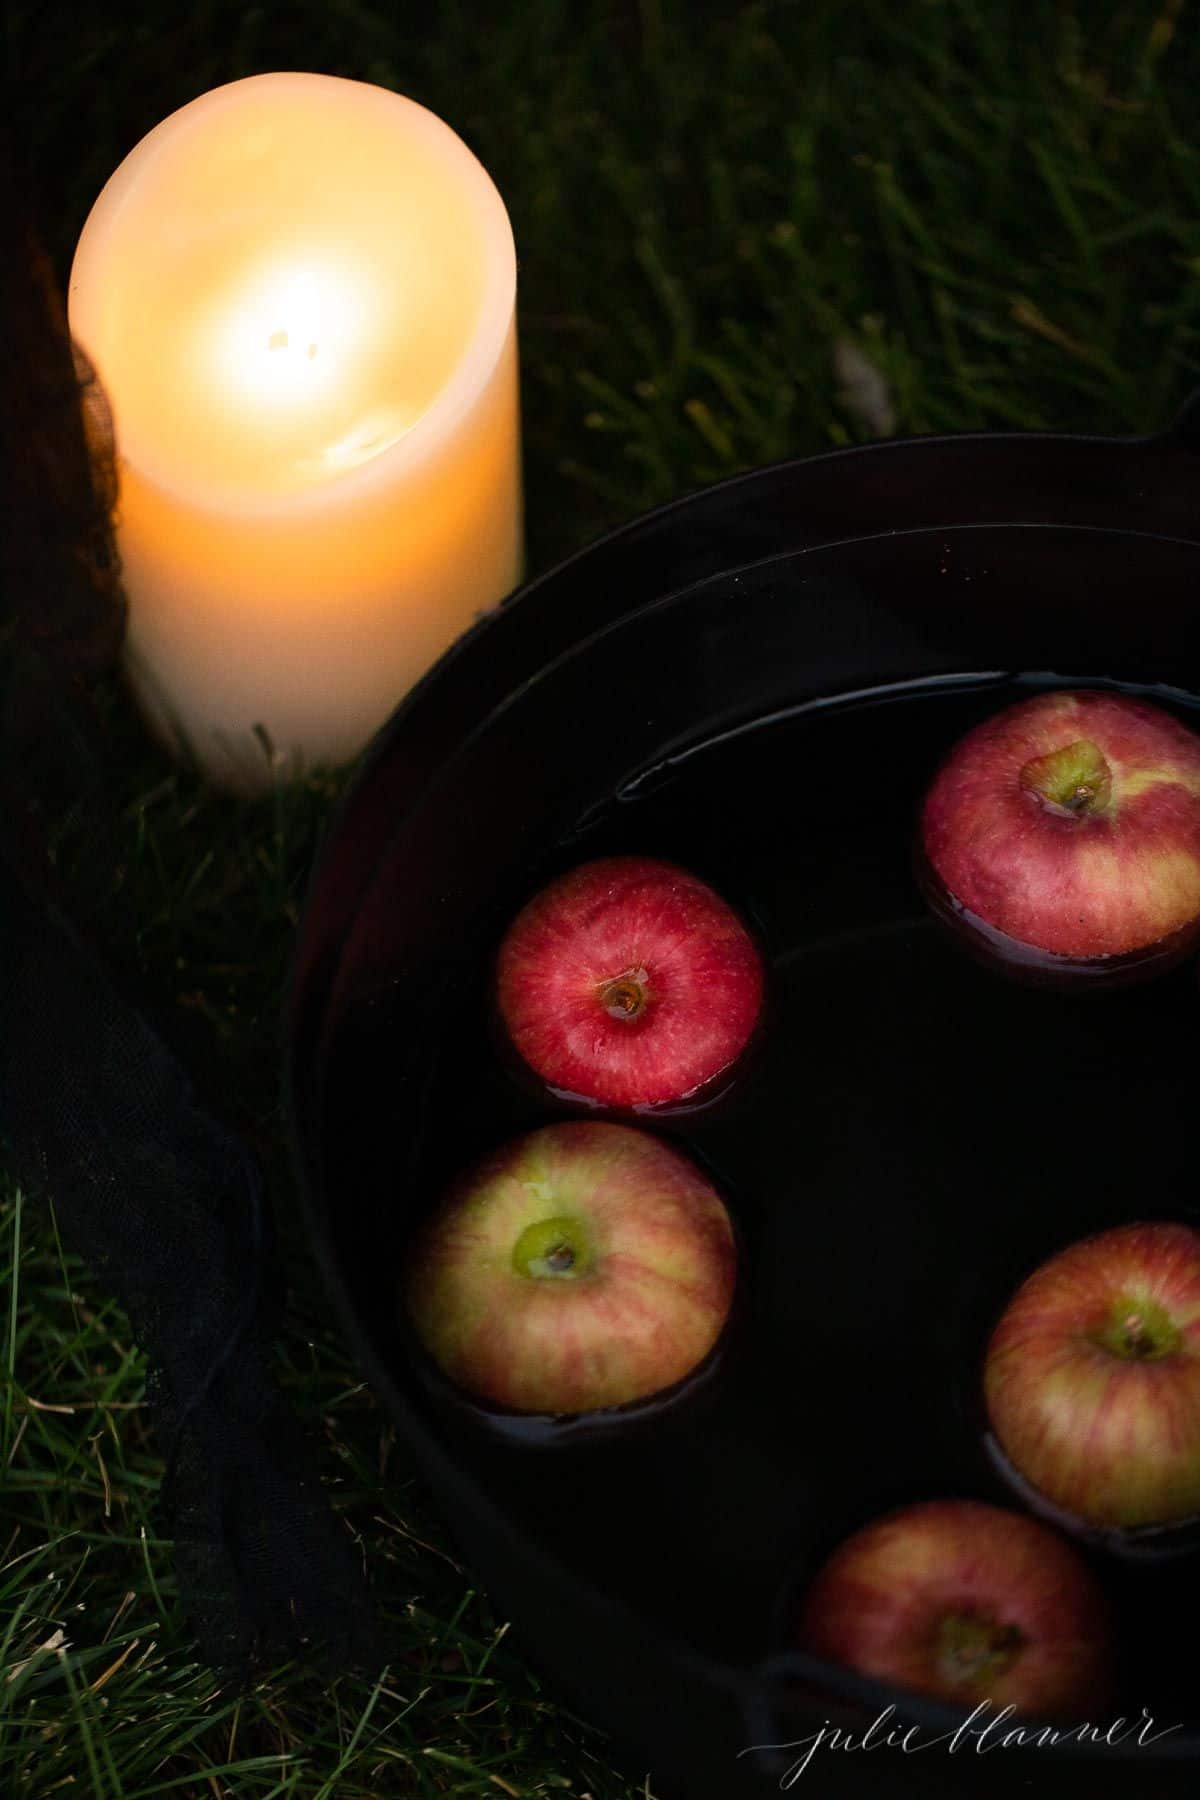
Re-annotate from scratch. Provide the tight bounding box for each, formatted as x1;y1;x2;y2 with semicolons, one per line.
796;1499;1111;1716
919;689;1200;981
494;855;765;1110
984;1222;1200;1531
403;1121;737;1415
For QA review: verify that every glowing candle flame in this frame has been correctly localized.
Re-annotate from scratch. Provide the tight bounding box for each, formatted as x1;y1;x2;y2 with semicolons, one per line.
210;261;367;411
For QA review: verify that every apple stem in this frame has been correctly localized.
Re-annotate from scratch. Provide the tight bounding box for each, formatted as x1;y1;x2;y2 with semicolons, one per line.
936;1612;1025;1687
1093;1294;1180;1361
599;969;650;1021
511;1214;590;1280
1018;739;1114;818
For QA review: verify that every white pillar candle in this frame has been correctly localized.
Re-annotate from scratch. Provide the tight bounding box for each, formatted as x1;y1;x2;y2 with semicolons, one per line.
69;72;521;789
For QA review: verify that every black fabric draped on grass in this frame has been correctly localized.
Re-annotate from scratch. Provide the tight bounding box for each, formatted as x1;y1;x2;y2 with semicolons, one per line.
0;181;371;1674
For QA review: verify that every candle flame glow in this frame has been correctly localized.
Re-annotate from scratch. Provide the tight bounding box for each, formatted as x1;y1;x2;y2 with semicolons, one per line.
210;261;368;410
188;254;417;477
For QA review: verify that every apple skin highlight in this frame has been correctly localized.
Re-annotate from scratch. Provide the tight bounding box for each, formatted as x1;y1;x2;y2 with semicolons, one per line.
403;1122;737;1415
985;1222;1200;1531
797;1499;1112;1718
920;690;1200;969
495;856;765;1111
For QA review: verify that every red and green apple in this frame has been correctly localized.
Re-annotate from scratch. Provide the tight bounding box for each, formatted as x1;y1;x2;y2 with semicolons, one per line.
920;689;1200;977
403;1121;737;1415
984;1221;1200;1530
796;1499;1111;1716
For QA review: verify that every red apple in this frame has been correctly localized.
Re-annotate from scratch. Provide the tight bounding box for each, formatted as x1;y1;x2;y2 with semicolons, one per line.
796;1499;1111;1717
494;856;764;1110
919;690;1200;979
403;1121;737;1414
984;1222;1200;1530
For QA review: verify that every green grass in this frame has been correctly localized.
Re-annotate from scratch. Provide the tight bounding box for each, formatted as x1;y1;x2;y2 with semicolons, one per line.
3;0;1199;1793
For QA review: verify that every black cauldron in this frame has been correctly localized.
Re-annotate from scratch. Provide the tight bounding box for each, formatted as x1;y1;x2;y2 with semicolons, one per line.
289;403;1200;1798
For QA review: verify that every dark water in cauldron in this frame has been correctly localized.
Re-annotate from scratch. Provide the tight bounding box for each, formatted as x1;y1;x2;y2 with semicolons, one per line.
328;673;1200;1724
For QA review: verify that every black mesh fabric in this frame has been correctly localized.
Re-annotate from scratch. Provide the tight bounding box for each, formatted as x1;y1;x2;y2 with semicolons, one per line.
2;157;373;1675
0;853;373;1672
